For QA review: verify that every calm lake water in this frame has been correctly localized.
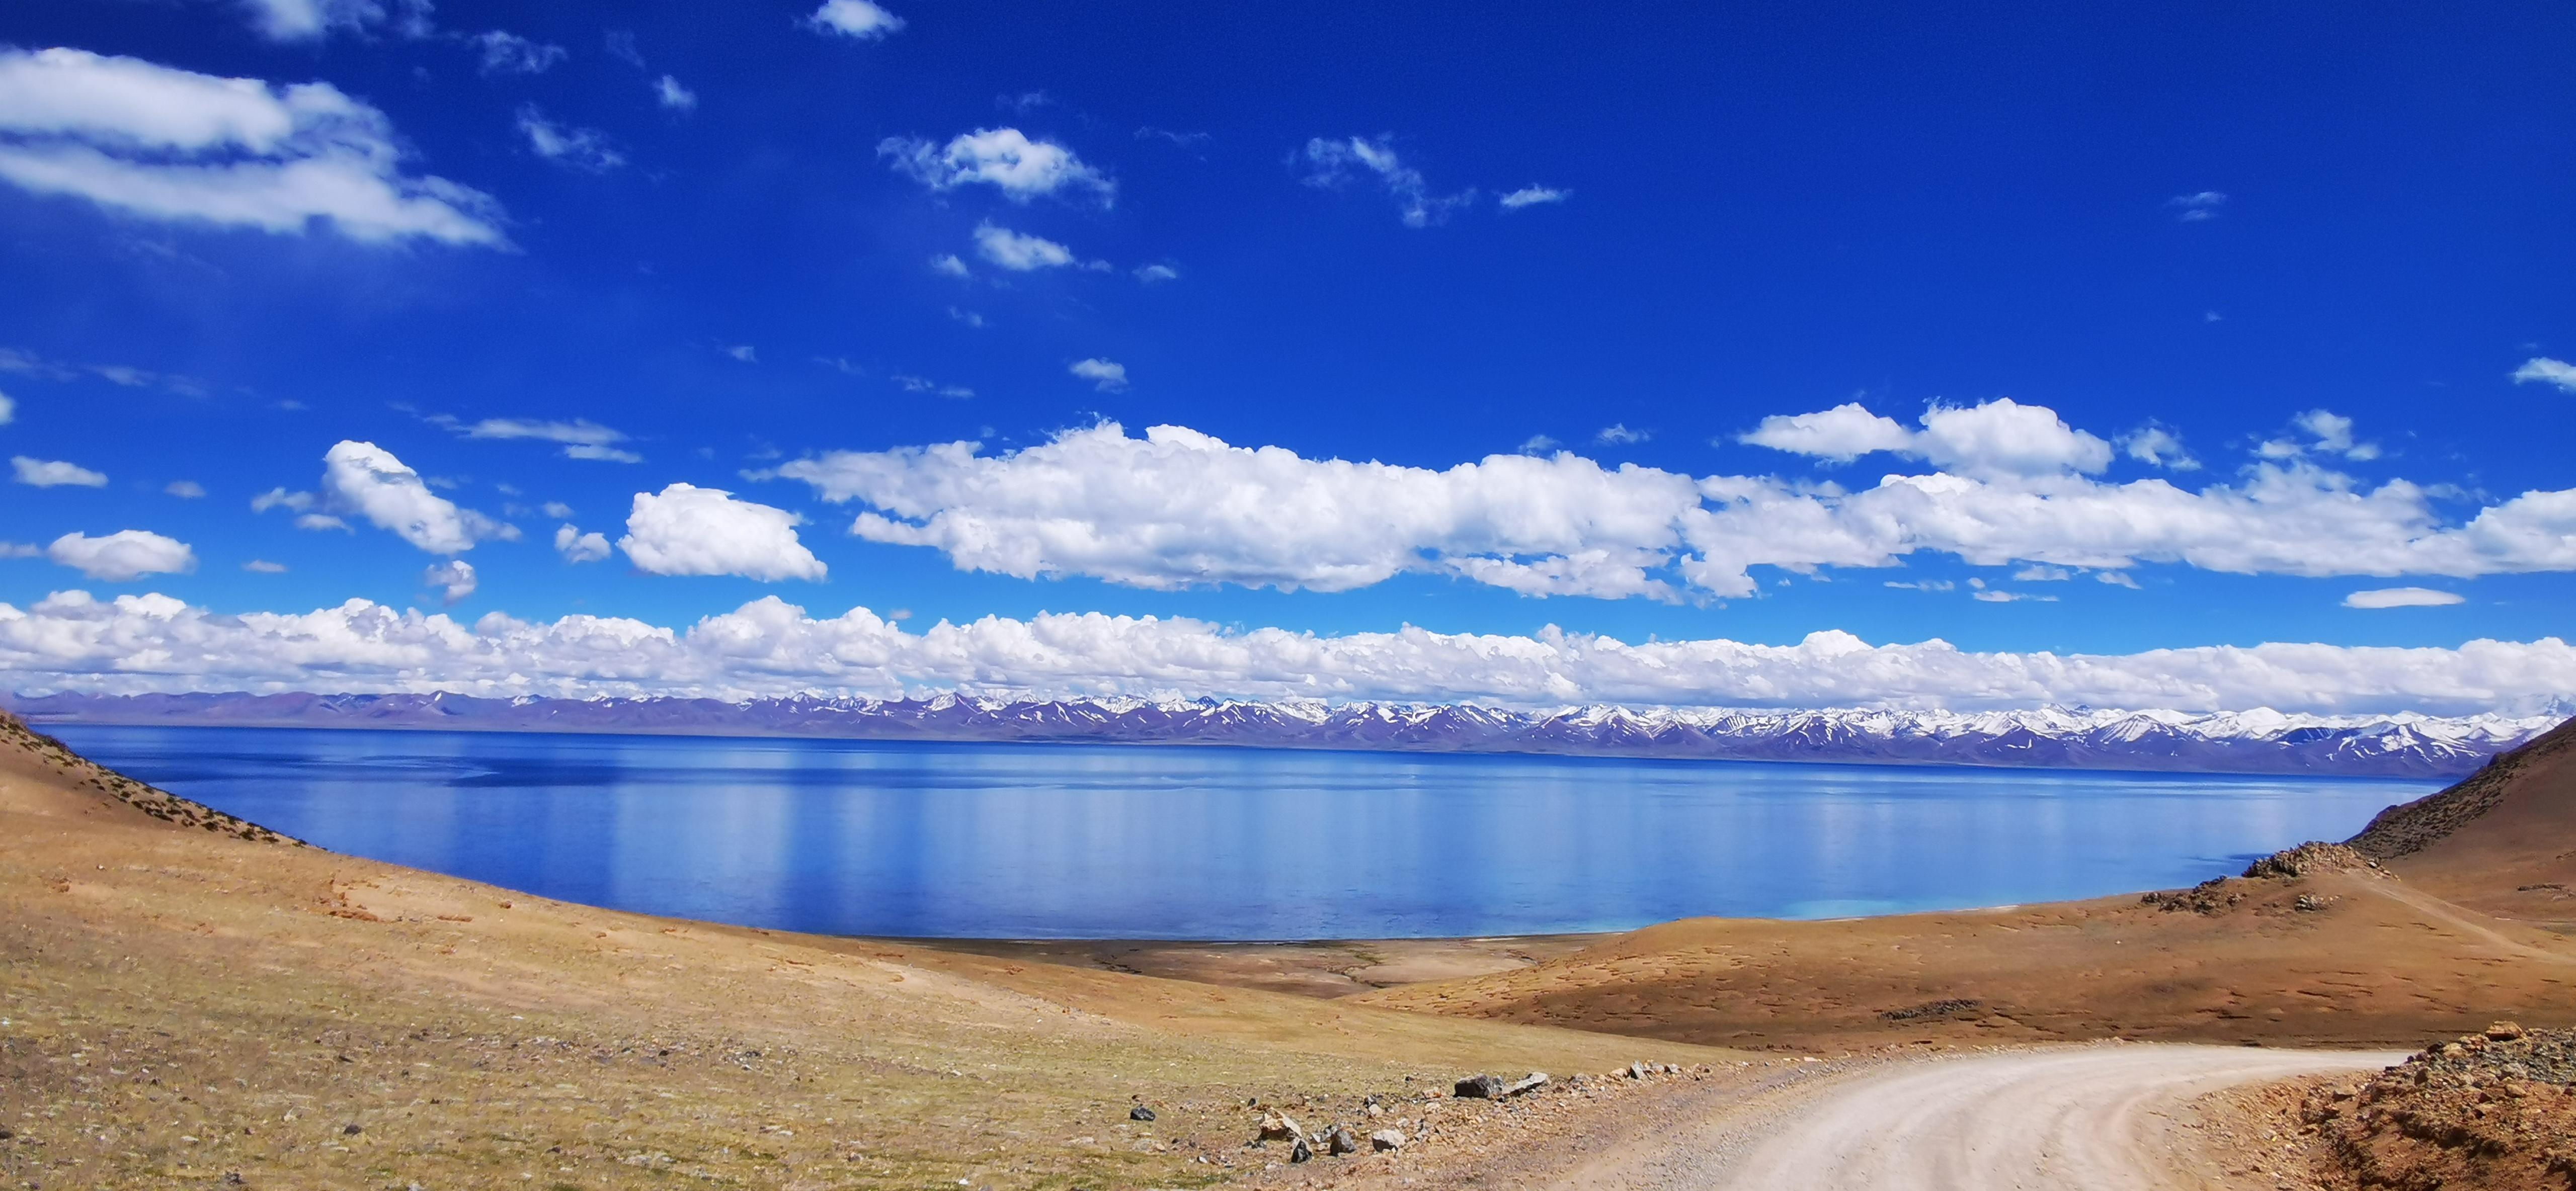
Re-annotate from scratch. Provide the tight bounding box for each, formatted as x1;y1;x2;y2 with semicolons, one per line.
47;724;2432;941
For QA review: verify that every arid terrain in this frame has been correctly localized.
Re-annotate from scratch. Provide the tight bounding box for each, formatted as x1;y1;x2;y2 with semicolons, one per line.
5;711;2572;1189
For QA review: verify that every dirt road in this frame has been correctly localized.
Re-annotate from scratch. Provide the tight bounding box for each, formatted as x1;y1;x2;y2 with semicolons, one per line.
1554;1044;2402;1190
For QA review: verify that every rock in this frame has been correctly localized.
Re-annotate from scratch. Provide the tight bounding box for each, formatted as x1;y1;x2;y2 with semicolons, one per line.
1258;1113;1302;1141
1628;1061;1648;1079
341;1123;362;1136
1327;1126;1359;1156
1289;1138;1313;1163
1453;1074;1507;1099
1371;1128;1406;1152
1130;1105;1157;1122
1502;1072;1549;1097
2293;894;2329;912
2486;1021;2526;1041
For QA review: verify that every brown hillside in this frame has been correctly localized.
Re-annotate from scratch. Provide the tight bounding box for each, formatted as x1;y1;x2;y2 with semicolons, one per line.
1363;724;2576;1052
0;712;1741;1189
2347;715;2576;926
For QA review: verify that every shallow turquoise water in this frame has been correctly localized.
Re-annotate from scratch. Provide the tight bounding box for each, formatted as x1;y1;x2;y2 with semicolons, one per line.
49;724;2432;940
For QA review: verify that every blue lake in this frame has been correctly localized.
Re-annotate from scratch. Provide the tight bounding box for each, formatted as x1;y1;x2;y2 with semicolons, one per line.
46;724;2433;941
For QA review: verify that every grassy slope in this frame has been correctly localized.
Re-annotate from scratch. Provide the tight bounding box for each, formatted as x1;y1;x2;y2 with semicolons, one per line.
0;716;1735;1189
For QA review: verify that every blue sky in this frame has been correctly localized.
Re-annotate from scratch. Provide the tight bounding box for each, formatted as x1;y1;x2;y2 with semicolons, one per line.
0;1;2570;711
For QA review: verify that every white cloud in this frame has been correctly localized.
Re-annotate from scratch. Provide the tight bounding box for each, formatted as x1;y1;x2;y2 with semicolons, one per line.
1595;423;1649;445
1497;185;1568;209
438;415;640;463
947;306;985;328
654;75;697;111
1736;402;1915;463
554;524;610;564
0;390;13;423
1299;135;1474;227
540;500;573;519
2291;408;2379;460
618;483;826;581
2168;191;2226;221
2512;357;2576;394
319;440;515;554
2117;424;2199;470
0;48;505;246
295;512;348;532
1070;358;1128;393
2013;565;2071;581
972;222;1087;271
242;559;287;573
2096;570;2141;588
891;374;974;400
879;128;1112;204
808;0;905;40
516;106;622;173
164;480;205;498
1;589;2568;717
1741;398;2109;478
767;415;2576;601
250;486;313;513
45;530;195;581
231;0;430;42
1519;434;1560;454
2344;587;2465;610
723;345;758;363
1971;589;2056;603
421;559;475;604
15;456;107;487
929;253;970;278
474;31;565;75
1134;263;1179;284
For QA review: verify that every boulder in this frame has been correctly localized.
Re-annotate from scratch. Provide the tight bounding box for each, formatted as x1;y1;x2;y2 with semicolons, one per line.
1327;1126;1359;1156
1453;1074;1507;1099
1258;1113;1303;1141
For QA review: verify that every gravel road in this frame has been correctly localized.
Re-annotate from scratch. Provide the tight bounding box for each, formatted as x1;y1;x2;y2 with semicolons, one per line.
1555;1044;2402;1190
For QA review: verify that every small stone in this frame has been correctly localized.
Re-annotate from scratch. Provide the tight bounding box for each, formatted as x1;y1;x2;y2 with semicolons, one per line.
1289;1138;1313;1163
1502;1072;1549;1097
1628;1061;1648;1079
2486;1021;2526;1041
1371;1128;1406;1152
1453;1074;1506;1099
1258;1113;1302;1141
341;1123;362;1136
1130;1105;1157;1122
1327;1127;1359;1156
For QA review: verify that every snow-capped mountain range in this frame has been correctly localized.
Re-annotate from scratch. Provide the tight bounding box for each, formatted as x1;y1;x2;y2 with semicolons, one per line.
10;691;2569;778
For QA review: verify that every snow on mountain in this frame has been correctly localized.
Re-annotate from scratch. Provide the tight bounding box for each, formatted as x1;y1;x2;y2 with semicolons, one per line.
6;691;2563;778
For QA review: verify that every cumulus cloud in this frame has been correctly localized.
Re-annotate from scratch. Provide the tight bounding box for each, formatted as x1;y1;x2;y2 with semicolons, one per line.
1740;398;2109;477
2118;424;2199;470
1736;402;1915;463
929;253;970;278
1134;263;1179;284
2345;587;2465;610
2512;357;2576;394
421;558;475;604
45;530;195;581
768;416;2576;601
554;524;610;563
1595;423;1649;446
808;0;904;40
654;75;697;111
1070;358;1129;392
516;106;623;173
1;589;2569;716
436;415;640;463
972;222;1084;271
13;456;106;487
1497;185;1568;209
319;440;515;554
474;31;565;75
618;483;826;581
879;128;1112;204
1299;135;1474;227
0;48;505;246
